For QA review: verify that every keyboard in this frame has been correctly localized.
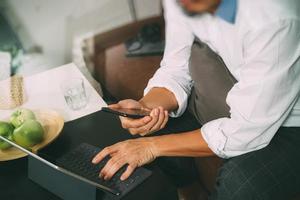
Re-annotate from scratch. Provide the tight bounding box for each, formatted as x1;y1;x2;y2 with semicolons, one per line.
56;143;152;197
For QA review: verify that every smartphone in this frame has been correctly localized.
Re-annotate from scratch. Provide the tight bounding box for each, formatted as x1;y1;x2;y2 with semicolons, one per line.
101;107;150;119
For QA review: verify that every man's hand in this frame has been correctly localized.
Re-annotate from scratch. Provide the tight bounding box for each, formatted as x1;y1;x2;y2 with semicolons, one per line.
109;99;169;136
92;138;157;181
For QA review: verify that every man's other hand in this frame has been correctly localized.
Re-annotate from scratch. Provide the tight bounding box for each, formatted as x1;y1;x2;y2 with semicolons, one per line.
109;99;169;136
92;138;157;181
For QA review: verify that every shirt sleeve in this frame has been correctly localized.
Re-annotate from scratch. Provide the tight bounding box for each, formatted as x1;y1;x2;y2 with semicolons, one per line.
144;0;195;117
201;19;300;158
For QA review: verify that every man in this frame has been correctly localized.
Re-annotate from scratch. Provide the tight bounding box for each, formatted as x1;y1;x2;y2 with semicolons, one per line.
93;0;300;199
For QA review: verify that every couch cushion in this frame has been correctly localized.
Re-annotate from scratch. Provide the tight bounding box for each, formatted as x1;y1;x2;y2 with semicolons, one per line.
95;43;161;100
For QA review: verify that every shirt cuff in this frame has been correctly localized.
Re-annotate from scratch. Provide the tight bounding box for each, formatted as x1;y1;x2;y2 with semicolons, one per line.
201;118;229;158
144;77;189;118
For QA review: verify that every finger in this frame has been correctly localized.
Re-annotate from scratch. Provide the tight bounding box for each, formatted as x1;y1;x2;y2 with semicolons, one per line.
103;158;126;180
109;99;141;109
117;99;133;108
128;128;140;135
137;108;160;135
108;103;121;109
118;99;141;109
110;152;118;157
160;110;169;129
120;164;136;181
141;106;151;112
149;107;165;133
92;146;115;164
121;116;152;129
99;156;118;179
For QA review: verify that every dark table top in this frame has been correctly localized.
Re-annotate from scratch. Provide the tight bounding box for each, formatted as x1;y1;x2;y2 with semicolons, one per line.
0;111;177;200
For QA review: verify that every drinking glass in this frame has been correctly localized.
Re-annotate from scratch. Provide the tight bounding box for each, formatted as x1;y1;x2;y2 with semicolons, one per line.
61;78;88;110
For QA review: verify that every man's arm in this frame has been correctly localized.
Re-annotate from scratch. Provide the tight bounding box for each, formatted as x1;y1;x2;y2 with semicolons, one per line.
139;87;179;112
92;129;214;181
139;88;213;157
109;0;195;136
201;20;300;158
143;0;195;117
151;129;215;157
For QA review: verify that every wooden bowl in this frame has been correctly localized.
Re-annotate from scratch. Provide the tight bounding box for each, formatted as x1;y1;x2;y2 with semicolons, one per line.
0;109;64;161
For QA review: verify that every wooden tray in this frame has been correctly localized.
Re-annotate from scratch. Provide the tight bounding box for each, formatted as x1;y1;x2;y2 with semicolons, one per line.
0;109;64;161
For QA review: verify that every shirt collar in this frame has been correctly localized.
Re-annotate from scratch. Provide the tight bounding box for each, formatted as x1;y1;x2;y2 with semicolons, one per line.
215;0;237;24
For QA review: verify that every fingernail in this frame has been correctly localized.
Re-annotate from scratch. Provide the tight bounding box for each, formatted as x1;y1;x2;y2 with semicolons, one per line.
120;176;125;181
92;157;99;164
155;109;159;116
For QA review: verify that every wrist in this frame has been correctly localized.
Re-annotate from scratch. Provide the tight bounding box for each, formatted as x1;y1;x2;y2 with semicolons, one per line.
147;137;161;158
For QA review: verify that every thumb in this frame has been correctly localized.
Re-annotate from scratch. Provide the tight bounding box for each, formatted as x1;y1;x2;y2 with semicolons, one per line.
108;103;121;109
117;99;142;109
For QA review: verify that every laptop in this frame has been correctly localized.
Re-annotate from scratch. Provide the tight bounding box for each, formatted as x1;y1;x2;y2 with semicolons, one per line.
0;135;152;197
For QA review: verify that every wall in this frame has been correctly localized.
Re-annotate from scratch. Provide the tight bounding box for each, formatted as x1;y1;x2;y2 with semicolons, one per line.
0;0;161;67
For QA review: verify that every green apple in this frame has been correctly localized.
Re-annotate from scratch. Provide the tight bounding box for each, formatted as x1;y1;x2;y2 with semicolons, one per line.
10;108;36;128
0;134;14;150
0;121;15;150
13;119;44;148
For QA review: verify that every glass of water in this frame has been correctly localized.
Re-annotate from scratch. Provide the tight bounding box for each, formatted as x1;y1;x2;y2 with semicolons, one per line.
61;78;88;110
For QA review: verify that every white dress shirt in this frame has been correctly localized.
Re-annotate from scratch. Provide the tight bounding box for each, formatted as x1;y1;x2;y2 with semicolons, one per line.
144;0;300;158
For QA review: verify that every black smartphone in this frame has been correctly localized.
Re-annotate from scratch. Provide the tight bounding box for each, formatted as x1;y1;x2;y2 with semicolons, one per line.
101;107;150;119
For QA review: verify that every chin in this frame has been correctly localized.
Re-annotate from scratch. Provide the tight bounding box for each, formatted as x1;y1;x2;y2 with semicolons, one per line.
181;7;201;16
177;2;202;16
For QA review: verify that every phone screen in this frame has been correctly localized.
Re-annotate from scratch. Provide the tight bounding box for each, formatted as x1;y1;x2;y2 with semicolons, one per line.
101;107;150;119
